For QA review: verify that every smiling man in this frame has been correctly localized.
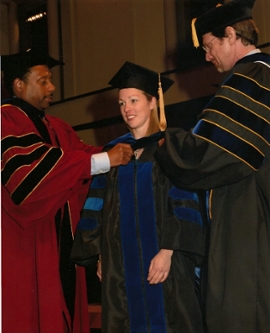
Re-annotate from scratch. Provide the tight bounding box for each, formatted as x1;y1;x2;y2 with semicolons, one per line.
155;1;270;333
1;49;132;333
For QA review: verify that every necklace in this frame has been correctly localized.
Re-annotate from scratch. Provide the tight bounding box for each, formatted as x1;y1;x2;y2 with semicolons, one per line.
134;148;143;159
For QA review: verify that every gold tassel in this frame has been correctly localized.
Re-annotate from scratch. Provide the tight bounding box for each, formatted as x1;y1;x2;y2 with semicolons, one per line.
191;4;221;48
158;73;167;131
191;18;200;48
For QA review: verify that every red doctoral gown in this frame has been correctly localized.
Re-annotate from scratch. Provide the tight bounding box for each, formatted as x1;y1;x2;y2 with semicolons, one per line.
1;98;102;333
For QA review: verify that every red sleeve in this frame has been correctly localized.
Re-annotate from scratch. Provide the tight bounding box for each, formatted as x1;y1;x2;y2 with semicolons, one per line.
1;104;103;226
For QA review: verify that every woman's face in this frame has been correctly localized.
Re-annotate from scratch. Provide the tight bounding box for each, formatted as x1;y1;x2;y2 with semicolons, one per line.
119;88;156;138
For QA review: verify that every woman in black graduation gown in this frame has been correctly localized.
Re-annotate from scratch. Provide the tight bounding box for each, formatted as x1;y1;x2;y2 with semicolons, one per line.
71;62;206;333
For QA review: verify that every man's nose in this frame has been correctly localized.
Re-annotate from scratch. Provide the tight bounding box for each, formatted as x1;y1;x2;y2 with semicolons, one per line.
205;52;212;62
48;82;56;92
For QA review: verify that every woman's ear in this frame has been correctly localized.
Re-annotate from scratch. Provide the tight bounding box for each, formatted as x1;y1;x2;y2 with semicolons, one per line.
225;26;237;45
150;96;157;110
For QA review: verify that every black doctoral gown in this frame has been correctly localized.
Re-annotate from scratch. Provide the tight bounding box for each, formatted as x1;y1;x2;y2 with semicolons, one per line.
71;132;207;333
155;53;270;333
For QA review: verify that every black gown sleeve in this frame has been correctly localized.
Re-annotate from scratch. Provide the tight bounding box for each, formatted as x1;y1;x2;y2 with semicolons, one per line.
155;62;270;190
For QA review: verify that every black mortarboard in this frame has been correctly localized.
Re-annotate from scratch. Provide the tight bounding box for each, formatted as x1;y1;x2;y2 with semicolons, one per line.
191;0;256;48
108;61;174;99
1;49;64;96
1;49;64;78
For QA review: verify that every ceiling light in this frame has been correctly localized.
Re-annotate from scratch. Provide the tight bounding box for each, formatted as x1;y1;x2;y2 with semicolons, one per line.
25;12;46;23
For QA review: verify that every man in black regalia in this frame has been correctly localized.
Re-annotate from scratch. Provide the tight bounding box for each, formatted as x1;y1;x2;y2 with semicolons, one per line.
155;1;270;333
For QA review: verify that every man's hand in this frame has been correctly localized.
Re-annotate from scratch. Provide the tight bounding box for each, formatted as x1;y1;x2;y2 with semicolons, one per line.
107;143;133;167
97;255;102;282
158;138;164;147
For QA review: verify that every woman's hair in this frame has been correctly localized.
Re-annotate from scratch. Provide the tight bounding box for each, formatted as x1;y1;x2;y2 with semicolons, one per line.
213;19;259;46
142;91;160;137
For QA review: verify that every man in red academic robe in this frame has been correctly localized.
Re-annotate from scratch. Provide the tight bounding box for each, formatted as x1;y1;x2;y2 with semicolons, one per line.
1;49;132;333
